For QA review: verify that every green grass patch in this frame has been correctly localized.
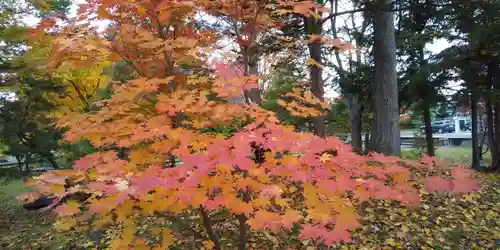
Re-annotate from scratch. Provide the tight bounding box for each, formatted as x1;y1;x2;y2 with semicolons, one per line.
402;147;492;166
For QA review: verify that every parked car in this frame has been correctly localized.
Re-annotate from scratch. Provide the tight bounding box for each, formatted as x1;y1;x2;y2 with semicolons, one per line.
459;119;471;131
420;120;455;134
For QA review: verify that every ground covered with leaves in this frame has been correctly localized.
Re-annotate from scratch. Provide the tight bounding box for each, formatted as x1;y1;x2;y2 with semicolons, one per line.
0;179;95;250
342;172;500;250
0;173;499;250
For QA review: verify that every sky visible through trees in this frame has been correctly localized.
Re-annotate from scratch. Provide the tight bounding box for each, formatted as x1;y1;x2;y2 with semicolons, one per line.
19;0;457;99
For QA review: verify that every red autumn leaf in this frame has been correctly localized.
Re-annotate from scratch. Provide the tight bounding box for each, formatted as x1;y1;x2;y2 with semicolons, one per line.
423;176;453;193
281;209;301;230
248;211;282;232
452;178;480;194
451;166;475;179
419;154;435;169
369;152;400;164
299;224;327;241
212;60;243;79
38;171;70;185
243;79;260;90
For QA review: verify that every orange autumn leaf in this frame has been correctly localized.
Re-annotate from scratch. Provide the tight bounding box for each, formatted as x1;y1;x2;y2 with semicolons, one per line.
203;240;215;249
305;58;324;68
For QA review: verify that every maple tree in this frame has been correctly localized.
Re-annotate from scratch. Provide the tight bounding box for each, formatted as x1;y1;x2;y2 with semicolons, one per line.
23;19;112;115
18;0;481;249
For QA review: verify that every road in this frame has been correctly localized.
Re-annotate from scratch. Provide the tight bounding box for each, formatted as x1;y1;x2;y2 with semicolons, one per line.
400;131;472;139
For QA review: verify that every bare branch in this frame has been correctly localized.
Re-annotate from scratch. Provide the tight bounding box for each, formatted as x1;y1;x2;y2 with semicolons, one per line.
320;1;461;24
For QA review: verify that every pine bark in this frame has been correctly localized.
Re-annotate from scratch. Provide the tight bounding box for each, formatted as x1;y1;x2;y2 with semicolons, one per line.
345;94;363;153
470;63;480;169
371;0;400;156
486;98;498;166
422;103;435;156
490;60;500;170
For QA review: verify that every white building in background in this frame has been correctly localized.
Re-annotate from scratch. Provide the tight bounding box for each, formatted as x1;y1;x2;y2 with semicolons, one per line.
0;156;19;166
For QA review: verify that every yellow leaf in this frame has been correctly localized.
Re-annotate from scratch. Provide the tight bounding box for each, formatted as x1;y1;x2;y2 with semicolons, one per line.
393;172;410;184
58;200;81;216
252;197;270;208
319;153;331;163
86;134;102;146
151;227;163;235
51;184;66;196
203;240;215;249
93;215;113;229
35;0;52;11
86;169;98;180
54;217;77;231
463;194;475;202
133;237;149;249
122;221;136;245
305;58;324;68
275;198;290;208
162;229;174;247
276;99;288;107
130;148;153;165
191;192;208;207
136;6;146;15
385;238;397;246
116;199;134;221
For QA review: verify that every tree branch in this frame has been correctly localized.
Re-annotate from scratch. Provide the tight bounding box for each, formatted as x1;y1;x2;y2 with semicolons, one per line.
67;79;91;112
199;205;221;249
320;1;460;24
330;0;345;75
237;213;248;250
237;190;250;250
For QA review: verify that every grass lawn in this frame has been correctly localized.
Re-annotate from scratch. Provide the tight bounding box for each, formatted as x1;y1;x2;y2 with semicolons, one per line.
402;146;492;166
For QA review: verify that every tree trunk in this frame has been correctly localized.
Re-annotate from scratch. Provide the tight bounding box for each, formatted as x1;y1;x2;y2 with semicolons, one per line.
478;114;486;160
43;152;60;169
482;60;500;171
479;128;487;160
422;103;435;156
371;0;400;156
247;64;261;105
24;153;31;175
345;94;363;154
350;108;363;154
15;155;24;173
493;61;500;171
364;127;371;155
304;15;326;137
470;71;480;169
117;147;130;160
486;99;498;167
493;102;500;170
